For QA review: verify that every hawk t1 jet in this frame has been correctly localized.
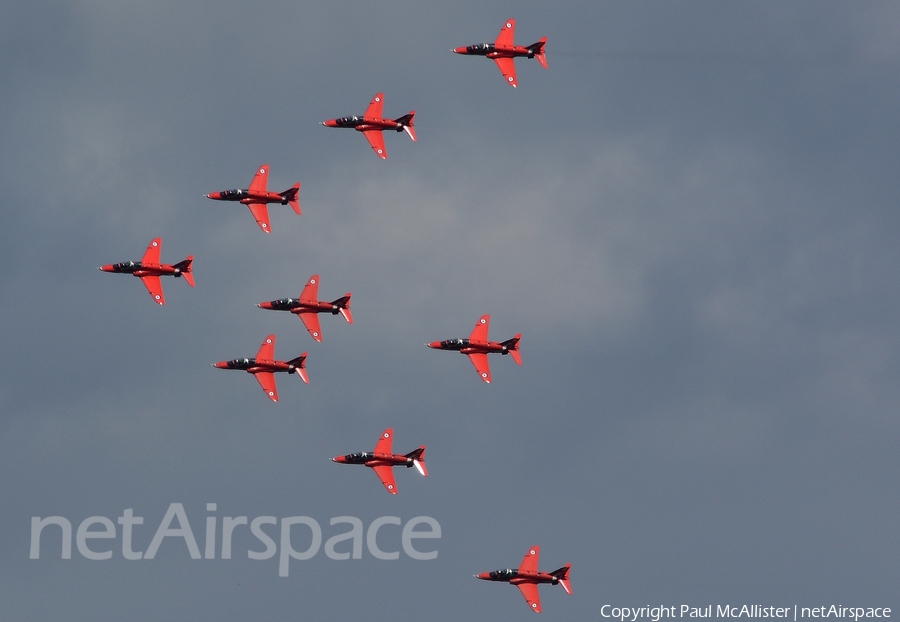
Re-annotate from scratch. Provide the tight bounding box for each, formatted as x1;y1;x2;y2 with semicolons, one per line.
427;314;521;383
476;545;572;613
332;429;427;494
213;334;308;402
257;274;352;342
321;93;416;159
99;237;194;305
206;164;301;233
453;18;547;88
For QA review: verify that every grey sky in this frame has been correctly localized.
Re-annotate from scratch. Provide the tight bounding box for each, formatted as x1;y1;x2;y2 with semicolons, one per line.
1;1;898;619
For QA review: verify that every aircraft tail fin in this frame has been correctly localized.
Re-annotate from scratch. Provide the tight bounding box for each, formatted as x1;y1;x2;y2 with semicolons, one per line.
405;446;428;477
331;293;353;324
502;333;522;365
550;564;572;595
173;256;195;287
394;111;417;142
288;352;309;384
280;183;302;215
528;38;548;68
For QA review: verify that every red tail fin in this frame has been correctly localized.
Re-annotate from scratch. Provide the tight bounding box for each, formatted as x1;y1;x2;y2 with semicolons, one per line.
288;353;309;384
405;446;427;477
394;111;416;142
332;293;353;324
529;38;548;68
280;183;302;215
551;564;572;594
502;334;522;365
174;257;195;287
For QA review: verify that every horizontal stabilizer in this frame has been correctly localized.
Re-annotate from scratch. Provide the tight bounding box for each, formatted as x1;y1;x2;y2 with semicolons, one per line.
331;293;353;323
288;353;309;384
528;37;548;68
173;257;195;287
394;112;417;142
405;446;428;477
281;183;302;215
502;333;522;365
550;563;572;595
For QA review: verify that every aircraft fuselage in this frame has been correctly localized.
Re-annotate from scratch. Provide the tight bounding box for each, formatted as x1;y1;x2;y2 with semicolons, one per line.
99;261;186;278
213;357;300;375
477;568;561;586
206;188;290;205
258;298;344;315
427;338;512;356
322;116;406;133
332;451;419;469
453;43;536;59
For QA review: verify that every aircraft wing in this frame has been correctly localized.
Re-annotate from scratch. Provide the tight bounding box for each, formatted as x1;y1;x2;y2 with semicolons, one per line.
519;546;540;573
297;312;323;342
374;429;394;455
248;164;269;193
299;274;320;304
141;238;162;267
140;275;165;305
364;93;384;120
371;465;397;494
362;130;387;159
467;353;492;383
495;18;516;48
253;371;279;402
469;314;490;343
493;57;518;88
256;334;276;363
246;203;272;233
516;582;542;613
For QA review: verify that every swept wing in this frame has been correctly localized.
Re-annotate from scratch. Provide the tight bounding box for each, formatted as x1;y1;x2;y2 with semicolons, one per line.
141;238;162;266
254;371;279;402
246;203;272;233
362;130;387;159
371;465;397;494
248;164;269;193
297;312;323;342
516;582;542;613
140;275;165;305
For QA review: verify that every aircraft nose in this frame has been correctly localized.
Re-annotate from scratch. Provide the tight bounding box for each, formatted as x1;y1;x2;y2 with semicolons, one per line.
452;46;467;54
257;301;273;310
475;572;491;580
212;361;228;369
426;341;441;349
99;265;113;272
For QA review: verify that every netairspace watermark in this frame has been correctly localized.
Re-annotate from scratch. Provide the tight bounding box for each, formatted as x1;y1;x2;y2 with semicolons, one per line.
30;503;441;577
601;606;892;622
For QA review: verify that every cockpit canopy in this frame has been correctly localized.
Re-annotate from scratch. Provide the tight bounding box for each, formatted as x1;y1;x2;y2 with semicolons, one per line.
441;338;469;348
345;451;373;461
337;116;360;125
270;298;297;309
467;43;493;53
221;189;247;199
490;568;517;578
227;357;253;368
113;261;137;270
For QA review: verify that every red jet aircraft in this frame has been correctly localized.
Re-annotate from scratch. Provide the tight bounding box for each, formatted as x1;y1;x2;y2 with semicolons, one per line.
257;274;352;342
427;314;521;383
453;18;547;88
206;164;301;233
213;334;308;402
321;93;416;159
332;429;427;494
99;237;194;305
476;545;572;613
